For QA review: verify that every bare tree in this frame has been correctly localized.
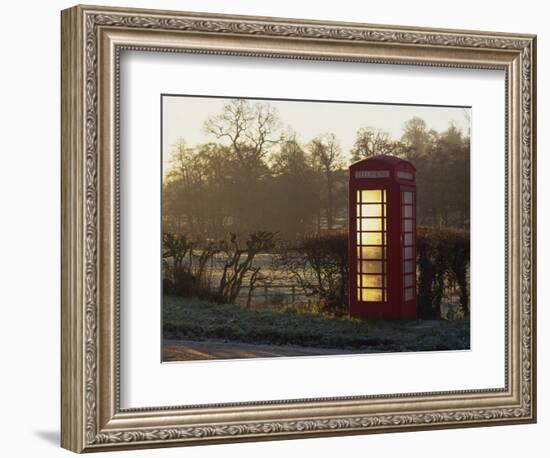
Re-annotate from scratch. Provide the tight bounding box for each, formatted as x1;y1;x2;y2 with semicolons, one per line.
271;131;309;175
192;240;223;289
204;99;281;179
245;267;272;308
163;139;209;234
218;231;277;304
350;127;393;161
162;232;194;272
309;134;344;231
162;232;196;296
165;138;193;182
400;117;437;160
269;132;320;236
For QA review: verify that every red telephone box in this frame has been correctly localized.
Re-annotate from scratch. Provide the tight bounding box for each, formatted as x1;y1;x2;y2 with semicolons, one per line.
349;155;416;320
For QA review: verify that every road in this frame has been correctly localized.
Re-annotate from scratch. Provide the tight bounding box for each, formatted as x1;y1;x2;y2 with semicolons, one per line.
162;339;364;362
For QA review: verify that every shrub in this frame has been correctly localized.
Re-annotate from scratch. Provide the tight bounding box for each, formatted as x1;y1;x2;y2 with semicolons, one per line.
172;268;195;297
279;231;348;316
416;226;469;319
162;278;174;297
162;231;276;305
270;291;287;306
445;228;470;318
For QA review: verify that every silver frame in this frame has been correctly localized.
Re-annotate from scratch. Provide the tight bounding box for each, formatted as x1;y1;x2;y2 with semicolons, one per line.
61;4;536;453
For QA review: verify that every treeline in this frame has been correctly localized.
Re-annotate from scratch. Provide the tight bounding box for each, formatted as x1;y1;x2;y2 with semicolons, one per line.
163;99;470;240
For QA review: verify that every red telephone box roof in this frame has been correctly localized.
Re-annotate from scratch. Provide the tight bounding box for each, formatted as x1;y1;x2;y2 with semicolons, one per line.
350;154;416;171
349;155;416;184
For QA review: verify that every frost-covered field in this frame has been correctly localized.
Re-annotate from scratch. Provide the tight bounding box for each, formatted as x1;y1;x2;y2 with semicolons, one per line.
162;296;470;361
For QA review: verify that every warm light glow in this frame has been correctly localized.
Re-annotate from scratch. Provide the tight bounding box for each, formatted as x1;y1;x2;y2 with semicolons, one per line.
356;187;387;302
361;204;382;217
362;232;382;245
362;190;382;202
362;275;382;287
359;260;382;273
361;218;382;231
362;288;382;302
361;246;383;259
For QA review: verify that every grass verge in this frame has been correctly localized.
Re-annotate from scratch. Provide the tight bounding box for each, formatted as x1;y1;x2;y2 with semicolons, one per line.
163;296;470;352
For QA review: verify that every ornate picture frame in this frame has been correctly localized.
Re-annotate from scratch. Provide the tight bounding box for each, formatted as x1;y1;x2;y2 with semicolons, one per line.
61;4;536;453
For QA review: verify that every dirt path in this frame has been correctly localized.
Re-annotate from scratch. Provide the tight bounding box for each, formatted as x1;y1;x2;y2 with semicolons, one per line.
163;339;366;362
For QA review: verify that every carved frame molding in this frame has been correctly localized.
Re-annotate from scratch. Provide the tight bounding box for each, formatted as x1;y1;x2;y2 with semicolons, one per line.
61;5;536;453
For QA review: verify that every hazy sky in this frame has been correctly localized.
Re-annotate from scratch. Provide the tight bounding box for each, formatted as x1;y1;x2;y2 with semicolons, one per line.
162;95;470;175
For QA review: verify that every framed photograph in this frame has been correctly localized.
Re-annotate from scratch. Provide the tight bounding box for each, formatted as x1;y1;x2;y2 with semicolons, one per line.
61;4;536;453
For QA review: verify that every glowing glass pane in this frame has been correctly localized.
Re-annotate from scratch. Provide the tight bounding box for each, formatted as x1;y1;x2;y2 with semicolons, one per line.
362;190;382;203
404;260;415;273
403;219;413;232
361;204;382;217
404;288;415;301
404;233;414;246
403;191;413;204
362;288;382;302
362;275;382;287
403;205;413;218
404;274;414;287
361;218;382;231
403;247;414;259
360;246;383;259
360;260;382;273
362;232;382;245
356;188;387;303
